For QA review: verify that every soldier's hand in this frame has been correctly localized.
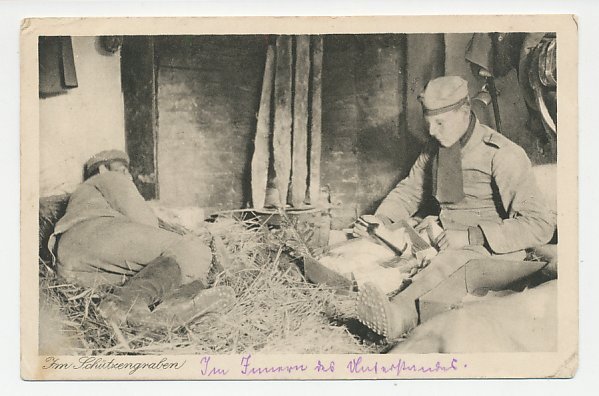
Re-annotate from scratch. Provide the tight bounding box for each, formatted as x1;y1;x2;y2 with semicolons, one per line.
413;216;438;233
352;215;380;238
413;218;429;233
352;222;369;237
435;230;469;251
407;217;420;229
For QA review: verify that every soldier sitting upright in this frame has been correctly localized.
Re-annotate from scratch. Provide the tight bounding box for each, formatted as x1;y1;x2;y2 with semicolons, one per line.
354;76;556;339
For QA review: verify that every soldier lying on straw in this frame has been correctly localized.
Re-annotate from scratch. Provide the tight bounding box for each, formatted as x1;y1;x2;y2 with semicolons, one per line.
48;150;235;330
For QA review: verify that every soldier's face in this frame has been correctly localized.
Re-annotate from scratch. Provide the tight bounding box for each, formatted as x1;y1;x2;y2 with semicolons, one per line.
425;109;470;147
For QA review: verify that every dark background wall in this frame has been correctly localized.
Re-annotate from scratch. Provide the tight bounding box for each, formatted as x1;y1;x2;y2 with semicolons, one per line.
321;35;408;228
154;36;266;213
128;34;414;225
121;33;555;227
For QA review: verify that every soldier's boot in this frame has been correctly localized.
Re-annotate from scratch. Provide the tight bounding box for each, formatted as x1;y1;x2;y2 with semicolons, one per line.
356;282;418;340
129;281;236;330
97;255;181;326
98;255;236;330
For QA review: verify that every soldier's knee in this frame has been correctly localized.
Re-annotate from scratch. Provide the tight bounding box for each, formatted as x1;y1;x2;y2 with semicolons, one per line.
164;236;213;283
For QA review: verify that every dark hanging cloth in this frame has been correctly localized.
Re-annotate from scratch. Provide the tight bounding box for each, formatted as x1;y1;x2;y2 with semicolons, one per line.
465;33;494;75
465;32;526;78
431;113;476;204
39;36;78;96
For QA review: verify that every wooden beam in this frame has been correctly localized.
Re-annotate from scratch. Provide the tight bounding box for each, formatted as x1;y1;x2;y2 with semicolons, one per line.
290;36;311;207
121;36;158;200
308;35;323;205
273;35;293;207
251;41;275;209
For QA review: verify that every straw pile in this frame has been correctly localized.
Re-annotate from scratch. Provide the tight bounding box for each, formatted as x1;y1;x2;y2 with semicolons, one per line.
39;201;382;355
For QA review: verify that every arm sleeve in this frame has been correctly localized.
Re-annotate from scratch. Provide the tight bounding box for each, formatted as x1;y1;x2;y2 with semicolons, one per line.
93;172;159;228
375;147;432;224
478;146;556;254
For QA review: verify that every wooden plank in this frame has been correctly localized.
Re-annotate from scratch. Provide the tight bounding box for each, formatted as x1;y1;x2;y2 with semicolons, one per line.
304;256;354;294
60;37;78;87
308;35;323;205
290;36;311;207
273;35;294;207
251;42;276;209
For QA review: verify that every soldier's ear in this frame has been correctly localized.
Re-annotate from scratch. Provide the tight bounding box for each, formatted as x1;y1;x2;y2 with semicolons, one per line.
98;164;109;174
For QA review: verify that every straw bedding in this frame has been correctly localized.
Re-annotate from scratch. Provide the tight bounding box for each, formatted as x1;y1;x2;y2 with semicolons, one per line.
39;197;384;355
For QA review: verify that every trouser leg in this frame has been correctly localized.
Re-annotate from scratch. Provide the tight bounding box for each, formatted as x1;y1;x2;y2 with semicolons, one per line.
161;235;213;286
58;217;236;328
57;217;212;288
395;246;489;303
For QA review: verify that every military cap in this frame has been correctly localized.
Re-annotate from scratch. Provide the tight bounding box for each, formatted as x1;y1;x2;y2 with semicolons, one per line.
419;76;470;116
84;149;130;174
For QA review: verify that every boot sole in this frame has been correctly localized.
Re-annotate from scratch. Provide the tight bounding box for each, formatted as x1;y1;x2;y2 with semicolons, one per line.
185;286;236;321
130;286;236;330
356;282;396;339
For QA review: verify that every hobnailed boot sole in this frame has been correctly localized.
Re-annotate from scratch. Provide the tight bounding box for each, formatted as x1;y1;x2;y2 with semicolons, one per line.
356;282;417;340
129;284;236;330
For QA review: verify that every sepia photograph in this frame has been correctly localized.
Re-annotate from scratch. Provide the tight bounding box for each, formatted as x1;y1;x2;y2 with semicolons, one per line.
20;15;578;380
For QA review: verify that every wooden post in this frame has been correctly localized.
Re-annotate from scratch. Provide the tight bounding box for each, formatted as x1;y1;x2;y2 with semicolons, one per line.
251;42;275;209
290;36;311;207
121;36;158;200
308;35;323;205
273;35;293;207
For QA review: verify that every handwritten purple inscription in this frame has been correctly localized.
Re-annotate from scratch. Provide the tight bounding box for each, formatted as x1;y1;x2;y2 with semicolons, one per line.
314;359;335;373
198;355;466;377
240;354;308;375
200;356;229;376
347;356;461;376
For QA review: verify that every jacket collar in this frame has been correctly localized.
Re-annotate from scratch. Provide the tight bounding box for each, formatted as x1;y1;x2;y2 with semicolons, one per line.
461;116;486;154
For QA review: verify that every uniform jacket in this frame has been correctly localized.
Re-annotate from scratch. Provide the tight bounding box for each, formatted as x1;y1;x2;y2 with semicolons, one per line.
51;171;159;247
375;119;556;254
